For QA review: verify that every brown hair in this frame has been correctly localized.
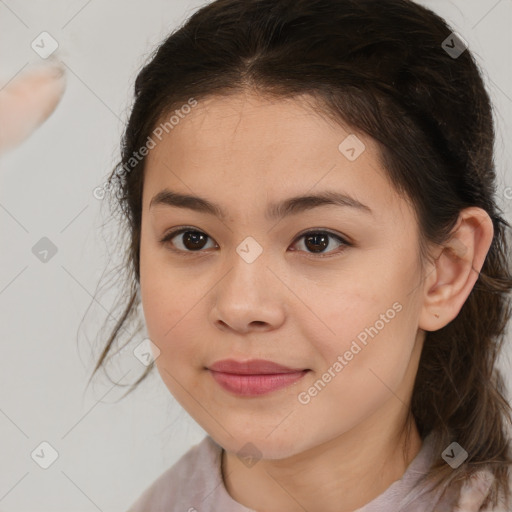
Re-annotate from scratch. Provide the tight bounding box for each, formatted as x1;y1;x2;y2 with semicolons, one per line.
86;0;512;506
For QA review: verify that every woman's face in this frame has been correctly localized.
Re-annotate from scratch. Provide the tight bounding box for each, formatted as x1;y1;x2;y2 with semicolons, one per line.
139;92;428;458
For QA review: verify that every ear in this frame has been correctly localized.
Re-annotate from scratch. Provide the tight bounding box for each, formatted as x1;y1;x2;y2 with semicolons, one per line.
418;207;494;332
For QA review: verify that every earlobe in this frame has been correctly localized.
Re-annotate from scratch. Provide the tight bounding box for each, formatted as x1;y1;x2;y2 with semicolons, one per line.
418;207;494;332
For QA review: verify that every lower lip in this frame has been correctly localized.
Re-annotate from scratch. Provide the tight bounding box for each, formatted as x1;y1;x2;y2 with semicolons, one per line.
208;369;310;396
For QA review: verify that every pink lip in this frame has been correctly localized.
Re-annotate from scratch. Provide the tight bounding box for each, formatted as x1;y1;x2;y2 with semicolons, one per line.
207;359;310;396
208;358;306;374
208;370;309;396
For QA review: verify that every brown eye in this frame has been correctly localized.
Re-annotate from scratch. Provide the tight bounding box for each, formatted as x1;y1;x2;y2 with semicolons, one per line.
160;227;350;258
304;233;330;253
291;230;349;257
161;228;215;253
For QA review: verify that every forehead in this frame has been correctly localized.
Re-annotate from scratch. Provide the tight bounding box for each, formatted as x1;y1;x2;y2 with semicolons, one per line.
143;92;412;223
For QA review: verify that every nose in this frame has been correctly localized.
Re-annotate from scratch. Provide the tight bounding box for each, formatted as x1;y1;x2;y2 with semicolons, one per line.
209;250;287;334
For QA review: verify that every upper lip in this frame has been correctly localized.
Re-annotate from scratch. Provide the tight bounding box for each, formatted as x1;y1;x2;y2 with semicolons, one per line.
208;359;308;375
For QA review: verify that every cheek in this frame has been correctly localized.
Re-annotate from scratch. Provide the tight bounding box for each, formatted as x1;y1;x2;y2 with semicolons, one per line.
141;286;196;353
139;234;187;337
306;269;420;394
296;299;417;435
312;296;408;372
141;286;203;406
139;268;207;378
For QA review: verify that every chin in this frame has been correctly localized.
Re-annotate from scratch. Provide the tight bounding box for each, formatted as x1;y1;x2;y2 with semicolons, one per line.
212;430;304;461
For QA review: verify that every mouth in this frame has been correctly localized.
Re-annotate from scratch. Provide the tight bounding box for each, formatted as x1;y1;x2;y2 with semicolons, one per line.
207;358;309;375
207;368;311;396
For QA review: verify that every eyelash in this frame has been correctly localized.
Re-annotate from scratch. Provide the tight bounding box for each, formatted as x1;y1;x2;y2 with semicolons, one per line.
159;226;352;259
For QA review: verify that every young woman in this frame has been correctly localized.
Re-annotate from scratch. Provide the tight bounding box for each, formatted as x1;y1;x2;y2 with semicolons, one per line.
90;0;512;510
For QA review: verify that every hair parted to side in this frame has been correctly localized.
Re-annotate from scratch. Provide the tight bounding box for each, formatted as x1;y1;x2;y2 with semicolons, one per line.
84;0;512;506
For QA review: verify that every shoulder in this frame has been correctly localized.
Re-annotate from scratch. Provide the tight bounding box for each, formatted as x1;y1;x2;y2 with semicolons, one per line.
402;433;512;512
448;461;512;512
472;467;512;512
126;435;221;512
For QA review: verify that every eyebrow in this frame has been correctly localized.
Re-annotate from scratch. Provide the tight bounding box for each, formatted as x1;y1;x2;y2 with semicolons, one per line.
149;188;373;220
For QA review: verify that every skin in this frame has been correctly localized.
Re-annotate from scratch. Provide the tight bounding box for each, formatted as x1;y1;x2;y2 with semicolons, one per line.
0;64;66;154
139;91;494;512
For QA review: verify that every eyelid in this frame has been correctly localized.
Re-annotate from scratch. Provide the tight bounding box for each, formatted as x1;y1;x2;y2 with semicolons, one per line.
159;226;352;258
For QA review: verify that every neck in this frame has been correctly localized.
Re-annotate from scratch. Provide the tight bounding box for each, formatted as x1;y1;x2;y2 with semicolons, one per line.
221;410;423;512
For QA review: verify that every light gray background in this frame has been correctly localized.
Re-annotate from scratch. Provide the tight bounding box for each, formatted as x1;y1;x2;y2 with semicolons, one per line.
1;1;511;511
